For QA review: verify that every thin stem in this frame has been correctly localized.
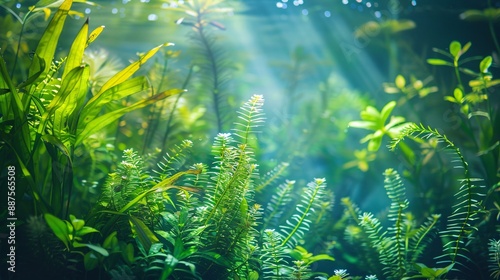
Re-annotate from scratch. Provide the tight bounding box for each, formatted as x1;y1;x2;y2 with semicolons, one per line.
488;19;500;57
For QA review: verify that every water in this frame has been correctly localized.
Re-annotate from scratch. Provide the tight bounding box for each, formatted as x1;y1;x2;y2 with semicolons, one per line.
1;0;499;279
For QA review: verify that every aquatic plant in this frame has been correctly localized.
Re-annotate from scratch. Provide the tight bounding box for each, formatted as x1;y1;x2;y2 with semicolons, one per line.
391;124;486;272
0;0;182;219
345;168;442;279
166;0;235;133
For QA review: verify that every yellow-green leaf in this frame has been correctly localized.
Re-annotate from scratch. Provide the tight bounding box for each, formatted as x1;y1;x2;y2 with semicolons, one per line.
86;25;105;47
28;0;73;82
98;43;173;94
63;18;88;79
427;58;452;66
76;88;184;146
449;41;461;58
395;75;406;89
81;76;149;124
479;56;492;73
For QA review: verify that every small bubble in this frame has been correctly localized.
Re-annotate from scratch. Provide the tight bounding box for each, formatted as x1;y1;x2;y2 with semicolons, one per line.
342;0;348;4
324;10;331;17
276;2;283;8
374;11;381;18
112;8;118;14
16;3;21;8
366;2;372;7
85;8;91;14
411;0;417;6
302;9;308;15
147;14;158;21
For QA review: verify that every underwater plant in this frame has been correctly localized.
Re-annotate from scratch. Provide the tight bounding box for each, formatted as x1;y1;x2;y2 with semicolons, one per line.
0;0;182;219
166;0;236;134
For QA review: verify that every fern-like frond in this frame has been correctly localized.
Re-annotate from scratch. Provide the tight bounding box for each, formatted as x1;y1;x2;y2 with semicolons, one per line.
489;239;500;280
383;168;408;279
232;94;265;145
409;214;440;264
390;123;485;269
280;178;327;248
255;161;289;193
154;139;193;180
261;229;291;279
262;180;296;231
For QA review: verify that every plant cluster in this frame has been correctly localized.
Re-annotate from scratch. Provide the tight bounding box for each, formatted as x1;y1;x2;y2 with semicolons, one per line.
0;0;499;279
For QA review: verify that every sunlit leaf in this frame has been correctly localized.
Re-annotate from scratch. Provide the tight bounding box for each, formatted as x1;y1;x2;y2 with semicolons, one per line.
76;88;184;146
449;41;461;58
479;56;492;73
395;75;406;89
98;43;173;94
44;213;71;249
63;18;88;79
28;0;72;81
427;58;452;66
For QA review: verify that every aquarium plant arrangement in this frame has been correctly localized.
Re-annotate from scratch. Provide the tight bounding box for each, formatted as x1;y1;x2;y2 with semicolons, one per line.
1;0;499;279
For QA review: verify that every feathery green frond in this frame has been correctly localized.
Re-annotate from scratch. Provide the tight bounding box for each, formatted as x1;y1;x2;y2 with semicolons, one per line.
280;178;327;248
489;239;500;280
390;123;485;269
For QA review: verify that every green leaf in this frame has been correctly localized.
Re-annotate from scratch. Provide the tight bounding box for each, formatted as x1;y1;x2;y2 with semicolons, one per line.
427;58;453;66
348;120;378;131
479;56;492;73
80;76;150;124
360;106;380;121
305;254;335;264
28;0;73;81
129;215;160;253
395;75;406;89
118;169;200;213
84;243;109;256
86;25;105;47
41;134;71;160
98;43;173;94
38;65;89;134
453;87;464;101
121;243;135;264
76;226;100;236
367;135;383;151
44;213;71;249
69;214;85;231
380;101;397;123
76;88;184;146
62;18;88;79
449;41;461;58
84;252;99;270
103;231;118;249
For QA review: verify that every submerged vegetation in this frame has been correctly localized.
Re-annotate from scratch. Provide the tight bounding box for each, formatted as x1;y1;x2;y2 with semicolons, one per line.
0;0;499;279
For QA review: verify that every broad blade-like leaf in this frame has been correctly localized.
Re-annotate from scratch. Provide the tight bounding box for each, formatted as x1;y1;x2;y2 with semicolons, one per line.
80;76;149;124
97;43;173;94
28;0;73;82
76;88;184;146
63;17;88;79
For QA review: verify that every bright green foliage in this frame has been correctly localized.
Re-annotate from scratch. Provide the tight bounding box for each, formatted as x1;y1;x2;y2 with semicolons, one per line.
383;74;438;100
348;101;410;151
0;0;181;219
357;168;441;279
280;178;328;248
44;213;111;270
391;123;485;270
261;229;291;279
